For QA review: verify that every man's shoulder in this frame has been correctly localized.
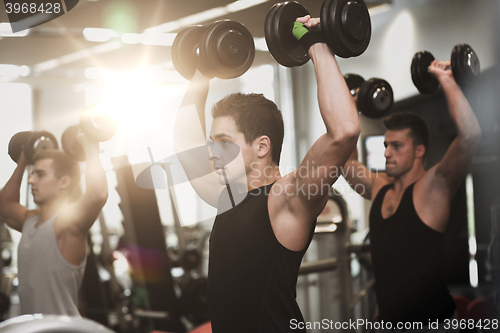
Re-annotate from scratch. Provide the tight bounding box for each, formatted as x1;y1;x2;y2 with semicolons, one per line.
371;173;393;200
22;210;39;227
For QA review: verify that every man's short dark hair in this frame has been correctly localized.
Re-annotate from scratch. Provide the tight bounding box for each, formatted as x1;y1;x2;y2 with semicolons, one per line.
212;93;285;165
33;150;81;200
383;112;430;156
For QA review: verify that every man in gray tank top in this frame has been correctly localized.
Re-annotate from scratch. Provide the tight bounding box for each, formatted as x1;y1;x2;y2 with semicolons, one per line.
0;132;108;316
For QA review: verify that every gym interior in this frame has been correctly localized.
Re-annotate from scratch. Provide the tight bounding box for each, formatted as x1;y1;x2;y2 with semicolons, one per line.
0;0;499;332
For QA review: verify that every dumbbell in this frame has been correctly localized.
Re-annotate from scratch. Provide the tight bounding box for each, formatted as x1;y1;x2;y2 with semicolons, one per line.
61;106;118;161
171;20;255;80
411;43;480;94
8;130;59;164
265;0;371;67
344;73;394;119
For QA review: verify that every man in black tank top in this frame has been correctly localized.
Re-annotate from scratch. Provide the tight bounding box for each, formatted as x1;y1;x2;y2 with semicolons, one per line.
173;16;361;332
344;59;482;329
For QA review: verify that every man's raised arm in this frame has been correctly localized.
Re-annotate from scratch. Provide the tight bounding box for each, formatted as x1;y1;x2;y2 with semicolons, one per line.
343;147;388;200
173;70;223;207
287;33;360;215
60;134;108;235
415;60;482;232
429;60;482;195
0;153;35;232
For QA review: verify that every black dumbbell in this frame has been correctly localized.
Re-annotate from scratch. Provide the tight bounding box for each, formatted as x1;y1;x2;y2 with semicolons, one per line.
172;20;255;80
344;73;394;119
411;43;480;94
62;106;118;161
265;0;371;67
8;130;59;164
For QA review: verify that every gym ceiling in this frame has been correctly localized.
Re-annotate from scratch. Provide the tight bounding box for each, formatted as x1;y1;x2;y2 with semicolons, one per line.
0;0;389;87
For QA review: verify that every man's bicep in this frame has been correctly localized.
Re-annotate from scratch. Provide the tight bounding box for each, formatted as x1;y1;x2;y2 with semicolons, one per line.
57;186;107;236
435;138;477;192
298;134;356;183
0;203;30;232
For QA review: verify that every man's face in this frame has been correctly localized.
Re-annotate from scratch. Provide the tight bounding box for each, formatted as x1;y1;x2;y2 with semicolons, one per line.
384;129;419;178
209;116;254;187
28;158;63;205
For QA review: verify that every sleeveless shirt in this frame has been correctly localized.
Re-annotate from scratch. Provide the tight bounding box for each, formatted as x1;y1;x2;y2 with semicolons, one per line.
369;183;455;322
208;183;314;333
18;214;86;316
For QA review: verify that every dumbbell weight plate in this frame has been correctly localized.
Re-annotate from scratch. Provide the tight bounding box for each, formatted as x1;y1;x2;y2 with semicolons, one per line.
411;51;439;95
8;131;32;163
24;131;59;164
80;106;118;142
62;125;86;161
171;26;207;80
357;78;394;119
264;1;310;67
321;0;371;58
451;43;480;86
199;20;255;79
344;73;365;96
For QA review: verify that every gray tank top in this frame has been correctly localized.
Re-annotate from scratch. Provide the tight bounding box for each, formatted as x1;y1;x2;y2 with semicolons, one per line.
18;214;86;316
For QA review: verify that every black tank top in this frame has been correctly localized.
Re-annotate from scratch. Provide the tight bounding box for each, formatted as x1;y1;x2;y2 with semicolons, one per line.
208;183;313;333
369;183;455;323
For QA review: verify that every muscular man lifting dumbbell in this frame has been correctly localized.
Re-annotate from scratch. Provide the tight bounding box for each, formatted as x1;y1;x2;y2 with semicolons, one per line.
171;10;363;332
343;56;482;329
0;129;108;316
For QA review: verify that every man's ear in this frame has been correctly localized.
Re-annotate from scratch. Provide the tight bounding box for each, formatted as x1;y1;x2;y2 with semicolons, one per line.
415;144;426;159
58;175;72;191
256;135;271;158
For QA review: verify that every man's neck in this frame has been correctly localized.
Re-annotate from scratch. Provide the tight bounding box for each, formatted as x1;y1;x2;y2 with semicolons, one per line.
392;163;426;193
37;197;68;226
246;164;281;191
